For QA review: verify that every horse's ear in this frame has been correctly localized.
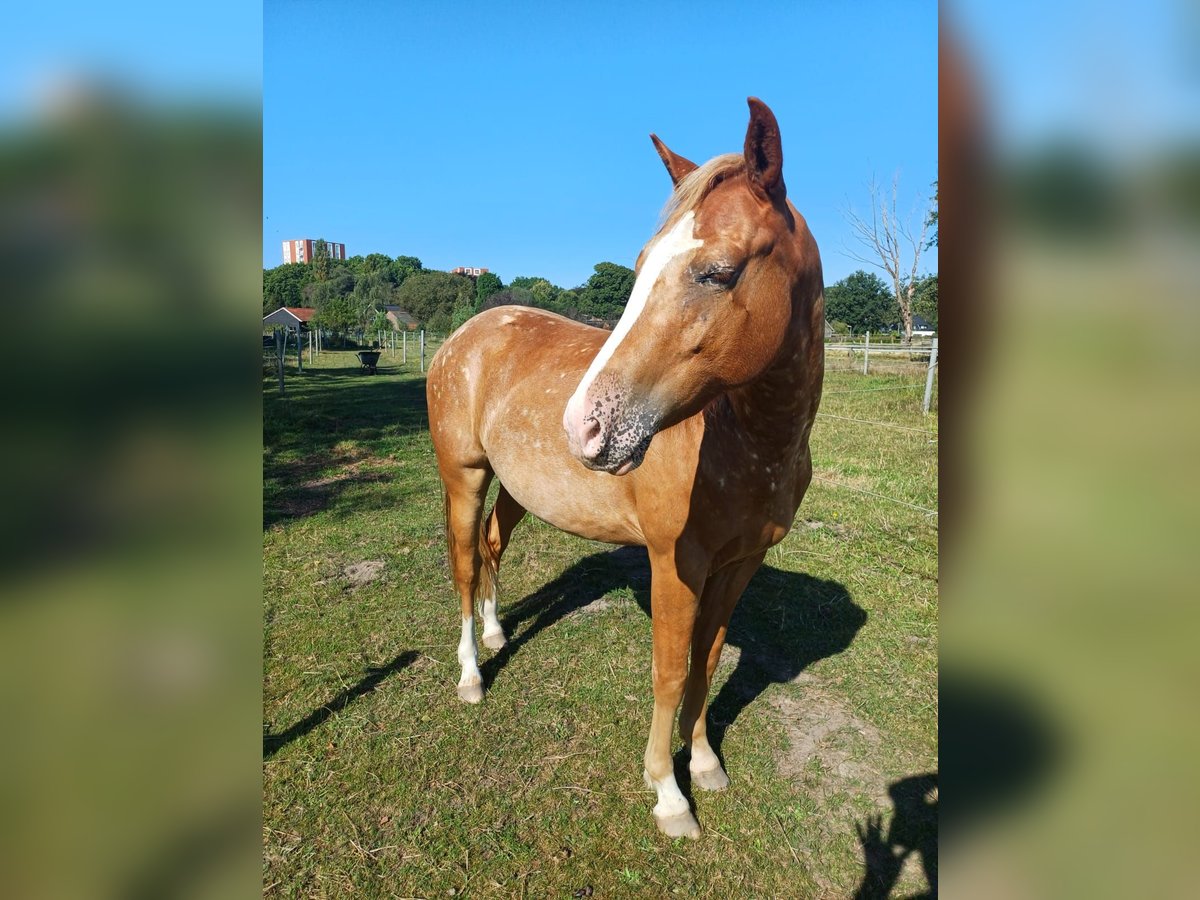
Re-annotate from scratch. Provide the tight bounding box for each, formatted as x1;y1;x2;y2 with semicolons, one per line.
744;97;786;203
650;134;699;187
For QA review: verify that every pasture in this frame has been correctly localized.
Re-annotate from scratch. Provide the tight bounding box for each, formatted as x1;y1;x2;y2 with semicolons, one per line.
264;342;937;897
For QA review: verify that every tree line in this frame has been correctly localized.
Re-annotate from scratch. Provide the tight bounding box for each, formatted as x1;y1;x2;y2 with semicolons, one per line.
824;270;938;335
263;242;937;340
263;241;637;336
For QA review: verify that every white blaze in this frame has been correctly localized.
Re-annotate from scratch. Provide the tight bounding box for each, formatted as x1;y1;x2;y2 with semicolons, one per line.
566;212;703;415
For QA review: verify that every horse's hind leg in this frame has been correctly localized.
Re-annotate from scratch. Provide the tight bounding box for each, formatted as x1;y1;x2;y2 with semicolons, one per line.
478;485;527;650
678;552;765;791
444;465;494;703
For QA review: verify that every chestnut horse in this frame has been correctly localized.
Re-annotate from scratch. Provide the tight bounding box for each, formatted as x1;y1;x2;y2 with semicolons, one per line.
427;98;823;839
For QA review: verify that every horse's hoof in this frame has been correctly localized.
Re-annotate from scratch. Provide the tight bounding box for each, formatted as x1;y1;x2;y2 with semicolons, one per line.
654;810;701;840
690;765;730;792
482;630;507;651
456;679;483;704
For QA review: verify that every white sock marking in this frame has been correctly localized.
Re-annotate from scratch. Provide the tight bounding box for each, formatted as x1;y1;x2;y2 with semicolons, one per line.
457;615;480;686
648;771;690;819
567;212;703;415
689;741;721;775
481;598;503;641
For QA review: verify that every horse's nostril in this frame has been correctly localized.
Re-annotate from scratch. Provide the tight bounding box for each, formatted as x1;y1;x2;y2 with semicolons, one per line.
581;418;604;457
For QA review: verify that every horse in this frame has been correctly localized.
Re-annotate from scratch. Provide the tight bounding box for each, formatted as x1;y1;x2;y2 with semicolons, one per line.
426;97;824;839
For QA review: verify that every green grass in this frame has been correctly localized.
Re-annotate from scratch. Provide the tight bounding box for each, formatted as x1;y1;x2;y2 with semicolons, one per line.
264;344;937;897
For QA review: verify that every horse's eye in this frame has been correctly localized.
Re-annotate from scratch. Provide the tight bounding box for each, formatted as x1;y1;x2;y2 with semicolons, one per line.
696;265;738;288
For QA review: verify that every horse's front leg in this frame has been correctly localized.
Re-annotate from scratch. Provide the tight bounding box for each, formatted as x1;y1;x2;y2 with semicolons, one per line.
643;548;705;839
678;552;765;792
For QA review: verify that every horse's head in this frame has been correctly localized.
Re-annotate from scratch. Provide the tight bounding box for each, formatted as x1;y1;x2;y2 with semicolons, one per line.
563;97;819;474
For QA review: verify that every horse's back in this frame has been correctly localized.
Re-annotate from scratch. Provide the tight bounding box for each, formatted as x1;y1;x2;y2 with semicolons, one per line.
428;306;605;437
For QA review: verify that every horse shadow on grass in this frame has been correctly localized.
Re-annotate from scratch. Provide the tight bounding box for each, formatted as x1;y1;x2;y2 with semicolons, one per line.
263;367;431;529
481;545;866;774
851;674;1060;898
263;651;420;758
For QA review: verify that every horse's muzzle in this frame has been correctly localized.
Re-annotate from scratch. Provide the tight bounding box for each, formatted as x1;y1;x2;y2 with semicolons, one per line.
563;392;652;475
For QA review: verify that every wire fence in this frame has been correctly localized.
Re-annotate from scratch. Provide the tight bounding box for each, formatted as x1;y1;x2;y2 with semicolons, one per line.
812;336;939;521
263;327;446;393
262;324;939;521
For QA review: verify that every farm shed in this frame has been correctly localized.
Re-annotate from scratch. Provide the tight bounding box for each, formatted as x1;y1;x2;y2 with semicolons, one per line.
384;305;419;331
263;306;316;330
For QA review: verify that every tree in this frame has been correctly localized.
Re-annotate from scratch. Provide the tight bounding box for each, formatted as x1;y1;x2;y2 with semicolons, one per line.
312;238;331;282
390;255;422;286
910;273;938;330
312;293;358;334
263;262;314;314
475;271;503;306
450;298;477;330
824;270;899;333
925;180;938;249
843;175;932;344
393;271;474;328
369;308;392;335
353;271;395;329
556;289;582;320
509;276;562;312
363;253;394;278
484;287;534;310
578;262;635;320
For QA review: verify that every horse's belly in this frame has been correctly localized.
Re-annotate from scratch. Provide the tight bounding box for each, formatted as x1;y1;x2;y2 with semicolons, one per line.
486;430;643;545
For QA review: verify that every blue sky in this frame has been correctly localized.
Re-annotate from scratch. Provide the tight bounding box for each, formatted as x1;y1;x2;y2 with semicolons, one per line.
0;3;261;118
264;1;937;288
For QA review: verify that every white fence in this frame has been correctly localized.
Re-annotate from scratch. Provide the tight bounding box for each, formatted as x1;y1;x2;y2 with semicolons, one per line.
825;337;939;414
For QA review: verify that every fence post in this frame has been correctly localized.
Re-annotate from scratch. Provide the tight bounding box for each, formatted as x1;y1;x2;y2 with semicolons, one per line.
276;329;285;394
420;330;426;373
403;330;407;364
922;337;938;415
863;331;870;375
295;327;303;373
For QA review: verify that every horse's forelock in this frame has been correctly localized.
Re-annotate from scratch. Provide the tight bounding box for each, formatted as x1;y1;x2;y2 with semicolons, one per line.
659;153;746;230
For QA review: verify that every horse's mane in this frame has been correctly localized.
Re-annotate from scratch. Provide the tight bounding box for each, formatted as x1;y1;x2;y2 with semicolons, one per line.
660;153;746;229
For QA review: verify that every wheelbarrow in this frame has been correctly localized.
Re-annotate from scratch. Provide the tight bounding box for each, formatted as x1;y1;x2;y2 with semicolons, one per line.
356;350;381;374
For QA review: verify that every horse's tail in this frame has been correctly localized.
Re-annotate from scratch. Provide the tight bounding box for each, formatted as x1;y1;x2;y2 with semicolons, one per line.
443;487;498;608
477;511;500;606
442;488;458;584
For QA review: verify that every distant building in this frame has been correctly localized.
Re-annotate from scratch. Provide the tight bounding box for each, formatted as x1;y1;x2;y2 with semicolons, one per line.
452;266;489;276
283;239;346;265
383;306;419;331
263;306;316;330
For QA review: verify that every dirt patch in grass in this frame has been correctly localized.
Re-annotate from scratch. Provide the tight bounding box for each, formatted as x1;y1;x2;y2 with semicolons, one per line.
344;560;386;587
812;467;876;491
767;684;903;894
769;687;887;804
568;596;628;617
801;518;849;536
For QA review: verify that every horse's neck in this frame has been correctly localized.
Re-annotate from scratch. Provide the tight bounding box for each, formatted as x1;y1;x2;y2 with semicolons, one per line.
721;335;821;465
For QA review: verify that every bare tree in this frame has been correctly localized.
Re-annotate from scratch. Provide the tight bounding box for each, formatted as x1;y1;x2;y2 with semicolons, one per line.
843;175;932;344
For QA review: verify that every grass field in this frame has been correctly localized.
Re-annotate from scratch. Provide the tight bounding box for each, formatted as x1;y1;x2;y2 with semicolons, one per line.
264;339;937;897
